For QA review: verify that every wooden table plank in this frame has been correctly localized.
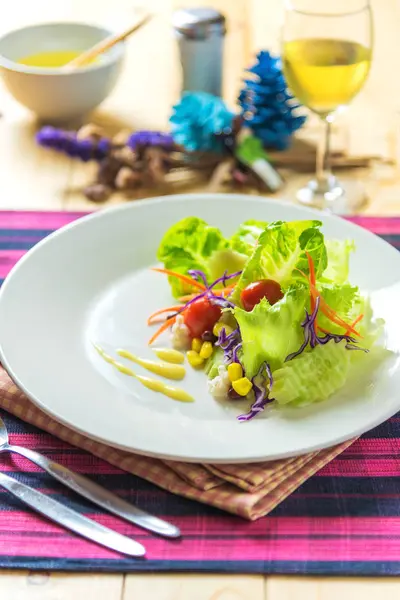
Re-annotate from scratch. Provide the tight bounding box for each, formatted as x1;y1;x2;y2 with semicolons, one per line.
0;571;123;600
0;82;73;210
124;574;265;600
266;577;400;600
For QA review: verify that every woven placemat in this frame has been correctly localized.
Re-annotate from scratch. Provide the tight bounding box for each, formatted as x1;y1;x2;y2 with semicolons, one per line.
0;211;398;575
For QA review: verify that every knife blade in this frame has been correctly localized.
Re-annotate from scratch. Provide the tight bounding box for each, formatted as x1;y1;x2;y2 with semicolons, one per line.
0;471;145;557
7;444;180;538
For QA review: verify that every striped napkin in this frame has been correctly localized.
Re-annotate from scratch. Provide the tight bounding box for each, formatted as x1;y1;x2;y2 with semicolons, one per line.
0;368;354;520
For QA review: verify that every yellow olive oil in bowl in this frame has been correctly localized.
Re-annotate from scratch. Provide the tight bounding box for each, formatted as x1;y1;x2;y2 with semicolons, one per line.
0;22;125;121
18;50;96;67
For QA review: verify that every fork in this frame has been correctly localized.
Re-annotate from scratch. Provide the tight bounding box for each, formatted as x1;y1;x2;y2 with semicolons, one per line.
0;416;180;538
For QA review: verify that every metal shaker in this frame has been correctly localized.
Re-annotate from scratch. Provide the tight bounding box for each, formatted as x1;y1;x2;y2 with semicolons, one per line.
172;7;226;97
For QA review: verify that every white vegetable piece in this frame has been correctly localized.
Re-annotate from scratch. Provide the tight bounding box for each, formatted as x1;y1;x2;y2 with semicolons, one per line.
171;314;191;350
208;365;230;399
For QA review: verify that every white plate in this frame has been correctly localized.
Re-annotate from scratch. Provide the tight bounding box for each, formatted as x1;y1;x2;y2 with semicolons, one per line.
0;194;399;463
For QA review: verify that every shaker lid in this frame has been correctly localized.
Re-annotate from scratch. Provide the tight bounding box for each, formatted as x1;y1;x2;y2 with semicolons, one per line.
172;7;226;38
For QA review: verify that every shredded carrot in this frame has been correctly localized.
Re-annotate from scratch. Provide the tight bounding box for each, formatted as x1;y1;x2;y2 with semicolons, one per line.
147;306;183;325
305;251;316;287
345;313;364;336
148;315;179;325
152;268;206;291
305;251;317;332
179;293;202;302
310;284;361;337
351;313;364;328
320;315;364;338
317;326;331;335
309;284;362;337
298;258;362;338
148;316;177;346
221;283;236;292
295;268;308;280
178;285;235;303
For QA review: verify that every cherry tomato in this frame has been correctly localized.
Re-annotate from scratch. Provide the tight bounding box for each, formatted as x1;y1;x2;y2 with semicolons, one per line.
240;279;283;311
183;297;222;338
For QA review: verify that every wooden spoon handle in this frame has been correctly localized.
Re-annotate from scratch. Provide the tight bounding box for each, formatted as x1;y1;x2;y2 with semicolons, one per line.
63;12;151;69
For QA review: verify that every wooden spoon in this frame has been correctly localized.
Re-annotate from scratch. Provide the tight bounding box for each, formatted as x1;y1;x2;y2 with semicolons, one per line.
63;11;151;69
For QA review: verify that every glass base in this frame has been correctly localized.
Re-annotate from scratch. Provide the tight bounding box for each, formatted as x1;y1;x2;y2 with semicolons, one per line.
296;176;368;215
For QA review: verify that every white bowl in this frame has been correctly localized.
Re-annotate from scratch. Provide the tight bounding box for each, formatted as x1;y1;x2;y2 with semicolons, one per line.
0;22;125;122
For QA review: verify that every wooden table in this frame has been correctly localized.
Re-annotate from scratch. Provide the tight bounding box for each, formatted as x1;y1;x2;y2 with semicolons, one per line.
1;0;400;597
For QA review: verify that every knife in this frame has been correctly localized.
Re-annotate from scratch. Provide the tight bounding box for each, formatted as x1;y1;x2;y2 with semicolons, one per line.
4;443;180;538
0;471;145;557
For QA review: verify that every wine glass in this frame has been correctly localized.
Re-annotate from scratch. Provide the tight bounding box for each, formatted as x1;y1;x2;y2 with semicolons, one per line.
282;0;373;214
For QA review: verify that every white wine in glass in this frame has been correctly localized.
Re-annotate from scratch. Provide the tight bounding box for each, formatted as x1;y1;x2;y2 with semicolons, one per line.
282;0;373;213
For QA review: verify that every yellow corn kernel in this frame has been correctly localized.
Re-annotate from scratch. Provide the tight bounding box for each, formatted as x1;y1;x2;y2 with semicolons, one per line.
186;350;204;368
227;362;243;383
212;322;224;337
232;377;253;397
200;341;213;359
191;338;202;353
213;322;234;337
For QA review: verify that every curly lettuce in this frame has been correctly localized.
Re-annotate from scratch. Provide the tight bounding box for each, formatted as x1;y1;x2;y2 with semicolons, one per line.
273;340;351;406
233;286;309;378
322;239;355;284
157;217;229;297
316;283;383;345
157;217;264;297
229;220;268;256
231;220;327;303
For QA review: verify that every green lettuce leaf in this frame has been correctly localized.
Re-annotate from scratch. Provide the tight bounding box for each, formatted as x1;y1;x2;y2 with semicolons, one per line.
233;286;309;378
319;282;358;313
344;293;384;350
204;347;225;379
273;340;351;406
229;220;268;256
316;283;383;346
321;239;355;284
316;283;359;334
157;217;229;297
231;220;327;303
208;249;247;283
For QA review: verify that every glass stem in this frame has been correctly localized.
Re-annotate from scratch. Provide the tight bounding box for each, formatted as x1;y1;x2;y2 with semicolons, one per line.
316;117;333;191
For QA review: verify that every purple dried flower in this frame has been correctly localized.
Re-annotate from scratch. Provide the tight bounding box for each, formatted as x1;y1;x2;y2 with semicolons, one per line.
36;126;111;162
127;130;174;150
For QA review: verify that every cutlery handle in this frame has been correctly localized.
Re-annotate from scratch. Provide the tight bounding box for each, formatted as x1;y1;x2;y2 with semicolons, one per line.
0;471;145;557
9;445;180;539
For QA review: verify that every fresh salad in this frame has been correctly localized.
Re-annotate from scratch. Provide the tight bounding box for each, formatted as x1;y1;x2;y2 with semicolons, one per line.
147;217;384;421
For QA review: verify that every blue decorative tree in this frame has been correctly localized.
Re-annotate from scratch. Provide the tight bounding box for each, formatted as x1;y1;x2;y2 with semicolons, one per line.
238;51;306;150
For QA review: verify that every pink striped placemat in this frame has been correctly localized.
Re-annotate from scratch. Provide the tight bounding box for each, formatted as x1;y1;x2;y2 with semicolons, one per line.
0;211;398;575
